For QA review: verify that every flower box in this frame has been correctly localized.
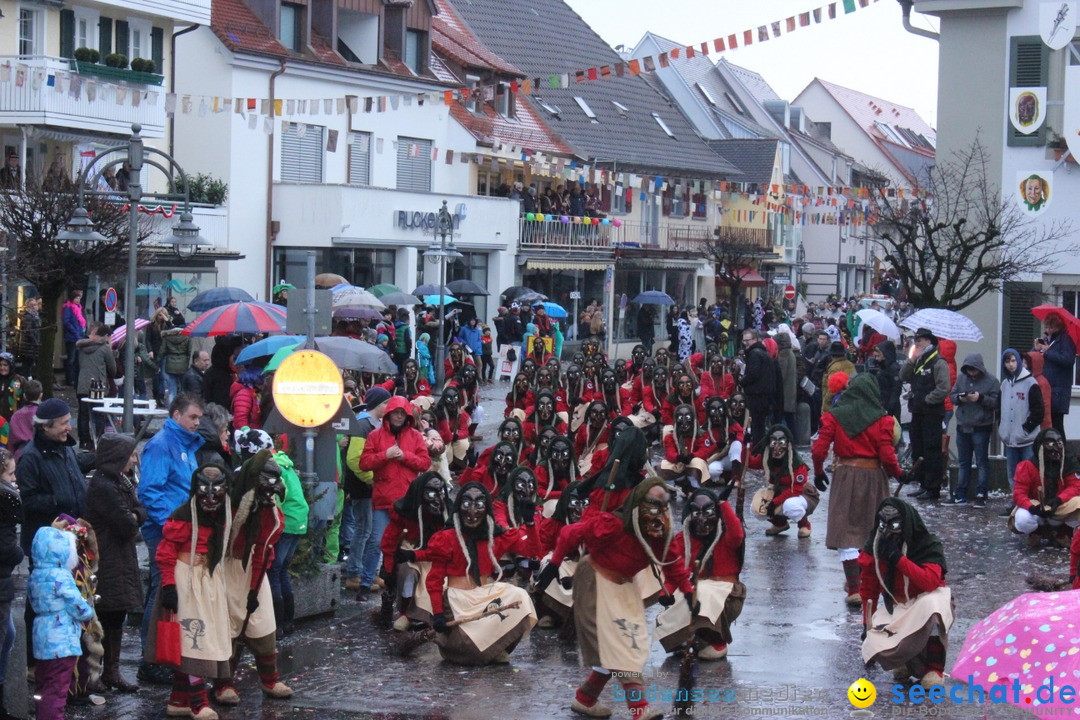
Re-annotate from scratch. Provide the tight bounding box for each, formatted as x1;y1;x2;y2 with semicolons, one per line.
70;60;164;87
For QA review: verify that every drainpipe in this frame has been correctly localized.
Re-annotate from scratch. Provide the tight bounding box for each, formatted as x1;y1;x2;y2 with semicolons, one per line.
897;0;939;41
266;60;287;300
169;24;199;158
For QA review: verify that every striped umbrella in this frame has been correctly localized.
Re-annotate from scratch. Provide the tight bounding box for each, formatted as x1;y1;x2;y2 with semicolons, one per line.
109;318;152;347
181;301;287;337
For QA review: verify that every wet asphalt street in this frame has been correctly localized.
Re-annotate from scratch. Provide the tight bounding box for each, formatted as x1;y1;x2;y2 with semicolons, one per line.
70;380;1056;720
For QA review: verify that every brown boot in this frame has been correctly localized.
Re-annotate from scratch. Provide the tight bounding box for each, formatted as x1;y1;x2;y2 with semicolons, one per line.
842;559;862;607
765;518;790;536
101;624;139;693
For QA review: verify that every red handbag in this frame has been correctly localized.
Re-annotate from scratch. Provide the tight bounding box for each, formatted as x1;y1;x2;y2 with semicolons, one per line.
155;613;182;667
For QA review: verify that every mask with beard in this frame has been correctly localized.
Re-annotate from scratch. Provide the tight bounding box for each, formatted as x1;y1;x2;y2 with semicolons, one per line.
638;486;670;540
256;458;285;507
197;466;228;515
459;487;487;529
688;494;719;539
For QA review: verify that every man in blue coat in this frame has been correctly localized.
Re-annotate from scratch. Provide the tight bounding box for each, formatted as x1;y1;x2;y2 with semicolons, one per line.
136;392;204;684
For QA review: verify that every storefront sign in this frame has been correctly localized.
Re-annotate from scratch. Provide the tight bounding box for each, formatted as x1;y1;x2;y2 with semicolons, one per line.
395;203;467;231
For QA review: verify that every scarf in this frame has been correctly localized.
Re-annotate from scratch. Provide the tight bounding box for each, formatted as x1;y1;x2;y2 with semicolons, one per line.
829;373;886;438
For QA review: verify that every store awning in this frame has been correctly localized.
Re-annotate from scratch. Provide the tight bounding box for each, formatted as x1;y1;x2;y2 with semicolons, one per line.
720;267;766;288
525;259;611;271
620;258;704;271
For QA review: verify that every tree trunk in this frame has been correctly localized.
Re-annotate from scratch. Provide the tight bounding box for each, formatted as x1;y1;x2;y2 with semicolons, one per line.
36;288;63;397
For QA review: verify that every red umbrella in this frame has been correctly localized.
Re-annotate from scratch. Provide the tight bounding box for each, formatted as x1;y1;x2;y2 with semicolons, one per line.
181;301;287;337
1032;305;1080;352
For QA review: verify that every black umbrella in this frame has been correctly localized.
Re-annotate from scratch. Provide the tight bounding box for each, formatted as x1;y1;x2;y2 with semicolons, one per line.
446;279;489;296
413;283;454;297
501;286;547;303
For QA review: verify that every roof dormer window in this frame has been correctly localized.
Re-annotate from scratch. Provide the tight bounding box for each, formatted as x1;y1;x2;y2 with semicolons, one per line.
574;96;598;123
280;3;302;52
652;112;675;138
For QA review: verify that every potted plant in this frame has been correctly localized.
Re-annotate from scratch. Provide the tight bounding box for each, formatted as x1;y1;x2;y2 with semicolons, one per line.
72;52;163;85
130;57;155;73
104;53;128;68
73;47;100;63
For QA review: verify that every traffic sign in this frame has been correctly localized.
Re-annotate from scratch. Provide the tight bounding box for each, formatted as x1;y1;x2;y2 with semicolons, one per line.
784;285;796;301
104;287;117;313
272;350;344;428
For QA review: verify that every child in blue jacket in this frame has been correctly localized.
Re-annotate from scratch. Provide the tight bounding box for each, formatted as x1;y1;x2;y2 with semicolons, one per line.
29;525;93;720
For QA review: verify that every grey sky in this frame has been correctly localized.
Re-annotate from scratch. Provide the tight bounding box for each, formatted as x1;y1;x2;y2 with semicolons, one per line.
564;0;941;126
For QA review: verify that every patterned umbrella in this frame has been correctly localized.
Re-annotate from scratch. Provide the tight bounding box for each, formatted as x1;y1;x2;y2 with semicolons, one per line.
632;290;676;306
181;301;287;337
109;318;151;347
188;286;256;313
899;309;984;342
952;590;1080;718
235;335;302;365
331;284;386;310
333;306;383;321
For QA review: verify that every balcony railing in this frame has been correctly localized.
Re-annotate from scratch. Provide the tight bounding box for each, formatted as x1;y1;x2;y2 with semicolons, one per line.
0;56;166;137
518;217;750;255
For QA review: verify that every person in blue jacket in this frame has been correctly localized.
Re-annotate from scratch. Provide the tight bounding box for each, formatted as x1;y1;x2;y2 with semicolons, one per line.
1035;311;1077;437
135;392;204;684
460;316;483;367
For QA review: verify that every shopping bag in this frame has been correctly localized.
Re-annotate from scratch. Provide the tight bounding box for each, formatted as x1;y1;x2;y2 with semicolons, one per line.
155;613;182;667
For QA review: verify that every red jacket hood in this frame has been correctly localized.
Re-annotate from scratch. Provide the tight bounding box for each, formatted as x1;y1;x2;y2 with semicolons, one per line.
385;394;415;424
1028;351;1046;377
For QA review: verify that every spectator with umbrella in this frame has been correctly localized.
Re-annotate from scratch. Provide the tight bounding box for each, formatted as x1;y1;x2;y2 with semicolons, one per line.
1033;306;1079;437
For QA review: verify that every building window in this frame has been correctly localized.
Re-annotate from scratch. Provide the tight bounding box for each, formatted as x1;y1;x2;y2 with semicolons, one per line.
280;3;302;52
465;74;480;113
652;112;675;138
404;29;423;74
74;8;99;51
128;18;151;60
347;131;372;186
1008;36;1049;147
1061;290;1080;386
18;8;42;56
396;136;431;192
574;96;598;123
280;124;324;183
275;247;396;290
496;83;513;118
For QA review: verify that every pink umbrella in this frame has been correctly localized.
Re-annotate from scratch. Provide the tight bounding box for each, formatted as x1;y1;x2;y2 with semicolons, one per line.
951;590;1080;718
109;318;151;347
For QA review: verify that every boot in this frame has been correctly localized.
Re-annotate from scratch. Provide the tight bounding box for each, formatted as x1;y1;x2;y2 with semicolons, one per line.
797;519;812;538
166;672;191;718
256;653;293;698
188;679;219;720
941;434;951;491
698;642;728;660
765;517;790;536
282;593;296;636
842;559;862;607
102;624;139;693
571;669;613;717
213;679;239;706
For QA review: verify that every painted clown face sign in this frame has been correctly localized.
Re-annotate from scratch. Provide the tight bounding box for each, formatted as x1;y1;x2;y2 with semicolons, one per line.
1017;171;1052;216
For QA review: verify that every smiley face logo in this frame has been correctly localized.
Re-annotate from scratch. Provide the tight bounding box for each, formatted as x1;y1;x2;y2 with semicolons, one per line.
847;678;877;709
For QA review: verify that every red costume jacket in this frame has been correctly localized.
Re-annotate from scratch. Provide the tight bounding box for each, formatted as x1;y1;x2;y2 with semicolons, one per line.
380;507;422;574
493;500;543;530
378;377;433;400
444;355;475;381
811;413;903;478
436;412;472;445
157;520;218;587
660;394;705;426
663;432;706;463
1012;460;1080;510
228;506;284;590
747;454;809;505
523;419;568;444
575;424;609;459
505;389;534;418
685;501;744;580
416;525;539;614
457;466;508;495
551;512;692;594
857;551;946;613
535;465;573;501
698;372;735;400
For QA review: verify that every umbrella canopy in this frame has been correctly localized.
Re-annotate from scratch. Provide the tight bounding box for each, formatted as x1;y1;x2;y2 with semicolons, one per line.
632;290;676;306
134;285;163;296
1032;305;1080;352
315;336;397;374
413;283;452;297
899;309;984;342
333;306;383;321
541;301;568;319
423;294;457;307
501;286;546;303
188;287;256;313
109;318;151;347
952;590;1080;718
367;283;402;298
163;279;197;294
446;279;489;296
855;308;902;342
314;273;348;288
331;285;385;310
272;282;296;295
263;343;299;374
235;335;302;366
377;291;422;307
182;301;287;337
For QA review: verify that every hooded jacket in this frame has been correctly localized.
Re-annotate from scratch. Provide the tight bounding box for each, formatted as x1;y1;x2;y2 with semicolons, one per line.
202;341;235;408
950;353;1000;432
75;336;117;395
858;498;946;613
161;330;192;375
998;349;1043;448
900;342;950;416
275;452;308;535
1027;352;1054;431
17;428;86;555
28;526;93;659
357;395;430;510
0;480;23;604
85;433;147;612
775;332;798;413
137;417;204;529
196;414;230;467
742;341;776;401
871;340;902;418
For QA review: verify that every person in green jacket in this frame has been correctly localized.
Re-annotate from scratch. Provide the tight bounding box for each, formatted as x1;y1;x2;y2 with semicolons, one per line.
269;450;308;636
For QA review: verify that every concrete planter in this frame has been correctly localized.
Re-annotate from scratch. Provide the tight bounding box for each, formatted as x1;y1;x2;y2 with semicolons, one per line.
292;562;342;620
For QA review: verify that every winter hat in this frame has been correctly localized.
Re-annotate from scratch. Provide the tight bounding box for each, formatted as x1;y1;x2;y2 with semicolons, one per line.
233;427;274;457
763;338;778;359
377;333;389;344
829;340;846;358
828;372;850;397
35;398;70;422
364;386;391;411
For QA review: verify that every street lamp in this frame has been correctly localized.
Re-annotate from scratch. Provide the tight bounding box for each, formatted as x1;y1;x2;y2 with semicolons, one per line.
423;200;462;391
56;123;210;432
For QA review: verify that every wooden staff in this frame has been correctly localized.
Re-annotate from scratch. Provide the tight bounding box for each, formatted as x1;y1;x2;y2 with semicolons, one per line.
599;459;621;513
394;600;524;656
892;458;923;497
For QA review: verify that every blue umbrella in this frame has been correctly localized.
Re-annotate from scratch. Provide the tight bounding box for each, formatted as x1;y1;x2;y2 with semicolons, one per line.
542;301;568;318
235;335;302;365
632;290;676;306
188;286;256;313
423;294;456;306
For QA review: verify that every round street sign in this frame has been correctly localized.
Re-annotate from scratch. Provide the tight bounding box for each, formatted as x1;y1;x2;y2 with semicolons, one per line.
272;349;344;428
784;285;796;301
104;287;117;313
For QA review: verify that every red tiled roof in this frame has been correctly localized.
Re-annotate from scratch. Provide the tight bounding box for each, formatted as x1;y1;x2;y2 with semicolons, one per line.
814;78;935;156
211;0;287;57
432;0;521;76
447;97;573;156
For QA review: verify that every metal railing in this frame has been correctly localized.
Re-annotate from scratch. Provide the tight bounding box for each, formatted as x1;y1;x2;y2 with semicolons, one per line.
517;217;769;254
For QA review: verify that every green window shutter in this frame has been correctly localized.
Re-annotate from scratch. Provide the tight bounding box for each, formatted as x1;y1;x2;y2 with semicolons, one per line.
116;20;129;57
1008;36;1049;147
99;18;112;55
151;27;163;73
60;9;75;59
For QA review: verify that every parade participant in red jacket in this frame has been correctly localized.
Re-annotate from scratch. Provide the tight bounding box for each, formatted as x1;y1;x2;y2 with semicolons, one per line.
699;354;735;400
700;396;742;486
433;386;472;473
660;403;709;491
536;476;691;720
748;424;813;538
627;345;648;380
812;374;904;606
522;390;567;444
443;342;475;383
405;482;538;665
860;498;951;691
533;482;589;628
533;366;570;417
505;373;534;420
535;435;578;503
654;487;744;661
598;369;632;418
458;441;516;495
578;426;649;516
1012;428;1080;547
574;401;610;475
381;358;432;401
587;416;633;476
474;417;527;473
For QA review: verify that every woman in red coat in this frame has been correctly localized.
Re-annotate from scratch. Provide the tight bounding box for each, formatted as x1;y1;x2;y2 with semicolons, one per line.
812;374;903;605
230;367;263;431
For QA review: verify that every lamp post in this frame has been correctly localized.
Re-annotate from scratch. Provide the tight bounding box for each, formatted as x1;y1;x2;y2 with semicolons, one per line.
56;123;210;432
423;200;462;392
